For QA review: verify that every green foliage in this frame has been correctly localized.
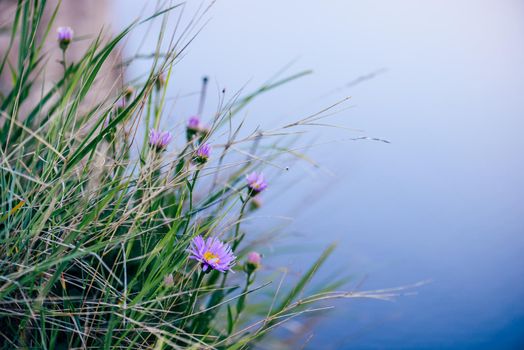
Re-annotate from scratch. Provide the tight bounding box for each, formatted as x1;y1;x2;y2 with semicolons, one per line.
0;1;366;349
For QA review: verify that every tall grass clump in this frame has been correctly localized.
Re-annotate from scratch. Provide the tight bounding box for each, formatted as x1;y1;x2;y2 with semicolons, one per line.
0;1;418;348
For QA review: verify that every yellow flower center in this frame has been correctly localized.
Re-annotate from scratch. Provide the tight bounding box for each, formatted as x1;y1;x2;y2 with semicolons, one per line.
203;251;219;264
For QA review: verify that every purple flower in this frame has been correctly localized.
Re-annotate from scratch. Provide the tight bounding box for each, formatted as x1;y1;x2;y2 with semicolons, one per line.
187;115;201;130
193;143;212;164
186;115;201;141
247;252;262;265
246;172;268;196
188;235;236;273
149;129;172;151
186;115;210;141
57;27;73;49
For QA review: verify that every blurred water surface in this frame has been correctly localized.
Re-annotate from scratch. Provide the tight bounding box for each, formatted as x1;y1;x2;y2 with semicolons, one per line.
113;1;524;348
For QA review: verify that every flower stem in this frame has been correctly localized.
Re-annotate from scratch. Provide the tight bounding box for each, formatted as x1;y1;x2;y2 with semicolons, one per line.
195;196;250;333
61;49;67;77
182;169;200;236
232;198;248;251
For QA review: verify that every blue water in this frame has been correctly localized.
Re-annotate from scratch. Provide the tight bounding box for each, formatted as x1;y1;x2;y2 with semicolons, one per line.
114;0;524;348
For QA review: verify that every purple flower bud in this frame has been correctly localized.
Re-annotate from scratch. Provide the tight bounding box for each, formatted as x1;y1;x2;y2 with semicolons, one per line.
245;251;262;273
193;143;212;164
149;129;172;151
186;115;210;141
247;252;261;265
187;115;201;130
186;115;201;141
188;235;236;273
57;27;73;49
246;172;268;196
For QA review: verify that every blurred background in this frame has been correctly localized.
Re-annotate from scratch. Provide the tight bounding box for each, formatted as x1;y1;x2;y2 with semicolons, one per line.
71;0;524;348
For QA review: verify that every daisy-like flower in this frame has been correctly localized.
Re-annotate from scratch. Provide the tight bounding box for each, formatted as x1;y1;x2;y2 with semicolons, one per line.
246;172;268;196
149;129;172;151
193;143;212;164
188;236;236;273
57;26;73;49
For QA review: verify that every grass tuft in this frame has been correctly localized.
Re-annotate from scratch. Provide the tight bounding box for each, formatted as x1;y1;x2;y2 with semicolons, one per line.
0;1;415;348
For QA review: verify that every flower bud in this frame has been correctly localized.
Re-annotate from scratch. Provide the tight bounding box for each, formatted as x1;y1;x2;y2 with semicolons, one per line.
245;251;262;273
186;115;201;141
193;143;212;164
186;115;210;142
149;129;172;151
57;27;73;50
